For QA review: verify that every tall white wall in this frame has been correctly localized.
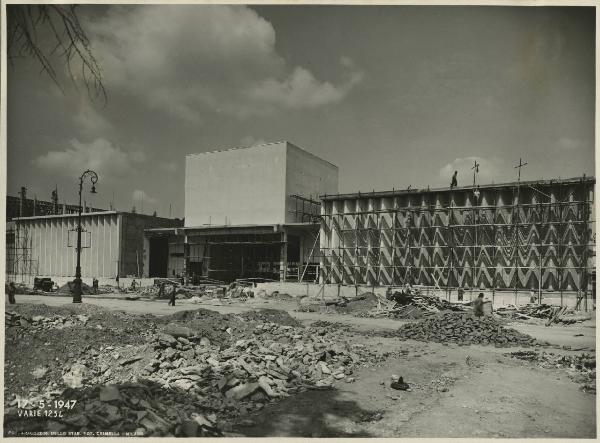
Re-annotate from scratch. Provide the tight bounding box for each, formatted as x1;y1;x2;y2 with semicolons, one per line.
185;142;288;226
185;141;338;227
285;143;339;223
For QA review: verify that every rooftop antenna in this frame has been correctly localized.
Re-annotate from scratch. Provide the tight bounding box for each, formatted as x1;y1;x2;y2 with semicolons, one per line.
169;203;172;219
515;157;528;183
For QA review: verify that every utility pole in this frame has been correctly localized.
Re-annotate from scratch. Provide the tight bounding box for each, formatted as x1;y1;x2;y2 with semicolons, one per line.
515;158;528;183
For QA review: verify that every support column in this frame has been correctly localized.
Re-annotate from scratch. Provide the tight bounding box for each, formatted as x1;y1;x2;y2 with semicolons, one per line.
280;231;288;282
183;234;190;284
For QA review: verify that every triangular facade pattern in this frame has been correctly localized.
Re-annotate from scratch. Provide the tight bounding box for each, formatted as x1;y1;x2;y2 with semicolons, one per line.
320;178;595;292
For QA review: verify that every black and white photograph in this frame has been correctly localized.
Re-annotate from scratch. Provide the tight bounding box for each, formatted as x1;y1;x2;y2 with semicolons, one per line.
2;2;596;438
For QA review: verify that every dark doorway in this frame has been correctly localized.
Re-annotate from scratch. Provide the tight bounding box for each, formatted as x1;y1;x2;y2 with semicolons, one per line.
209;241;280;283
149;237;169;277
188;261;203;282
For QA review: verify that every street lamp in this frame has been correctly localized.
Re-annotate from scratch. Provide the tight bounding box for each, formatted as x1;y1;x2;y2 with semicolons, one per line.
73;169;99;303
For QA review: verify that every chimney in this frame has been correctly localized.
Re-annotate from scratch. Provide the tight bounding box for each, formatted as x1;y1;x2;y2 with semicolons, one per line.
19;186;27;217
51;186;59;214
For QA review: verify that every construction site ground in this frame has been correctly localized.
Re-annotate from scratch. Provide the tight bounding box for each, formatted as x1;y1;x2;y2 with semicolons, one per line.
5;293;596;438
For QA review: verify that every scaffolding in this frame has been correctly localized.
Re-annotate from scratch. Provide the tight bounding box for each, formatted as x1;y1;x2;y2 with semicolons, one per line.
6;222;38;284
289;194;321;223
319;177;595;300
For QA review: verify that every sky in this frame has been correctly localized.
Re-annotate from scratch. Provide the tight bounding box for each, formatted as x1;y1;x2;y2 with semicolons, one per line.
6;5;595;218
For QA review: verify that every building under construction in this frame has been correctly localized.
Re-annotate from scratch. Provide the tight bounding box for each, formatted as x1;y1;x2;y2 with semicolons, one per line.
144;141;338;282
319;176;595;298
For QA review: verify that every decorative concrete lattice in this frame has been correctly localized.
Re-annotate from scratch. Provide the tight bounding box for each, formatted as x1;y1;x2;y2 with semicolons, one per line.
319;177;595;291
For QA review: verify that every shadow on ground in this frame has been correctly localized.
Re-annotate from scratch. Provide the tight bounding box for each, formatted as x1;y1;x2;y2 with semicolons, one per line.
233;387;379;437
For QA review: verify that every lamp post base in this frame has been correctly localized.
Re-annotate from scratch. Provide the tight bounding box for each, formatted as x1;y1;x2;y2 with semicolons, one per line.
72;277;83;303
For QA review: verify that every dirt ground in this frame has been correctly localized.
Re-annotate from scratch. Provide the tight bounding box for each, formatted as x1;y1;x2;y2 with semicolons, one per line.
6;293;596;438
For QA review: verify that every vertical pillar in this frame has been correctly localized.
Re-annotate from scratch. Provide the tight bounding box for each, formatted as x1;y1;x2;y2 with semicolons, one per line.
280;230;288;282
319;203;327;284
183;234;189;284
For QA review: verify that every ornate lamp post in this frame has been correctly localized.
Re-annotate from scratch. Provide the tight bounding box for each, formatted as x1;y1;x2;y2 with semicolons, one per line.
73;170;98;303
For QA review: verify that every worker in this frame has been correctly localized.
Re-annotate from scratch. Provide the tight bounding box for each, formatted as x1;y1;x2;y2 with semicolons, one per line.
168;285;176;306
158;281;166;297
457;286;465;301
131;279;137;290
529;289;536;304
92;277;99;294
473;293;485;317
115;274;120;289
450;171;458;189
6;282;16;304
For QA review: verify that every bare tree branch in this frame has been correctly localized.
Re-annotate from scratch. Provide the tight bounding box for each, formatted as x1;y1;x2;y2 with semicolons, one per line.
7;5;107;104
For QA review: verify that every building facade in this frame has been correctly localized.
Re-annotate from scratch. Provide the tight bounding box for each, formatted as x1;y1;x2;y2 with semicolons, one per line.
319;176;595;293
8;212;182;280
147;141;338;282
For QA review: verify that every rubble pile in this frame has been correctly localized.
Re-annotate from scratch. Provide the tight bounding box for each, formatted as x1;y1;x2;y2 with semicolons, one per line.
142;284;225;301
496;304;590;325
356;292;468;319
395;312;538;347
508;350;596;393
56;281;95;295
5;311;90;330
4;306;384;436
4;381;223;437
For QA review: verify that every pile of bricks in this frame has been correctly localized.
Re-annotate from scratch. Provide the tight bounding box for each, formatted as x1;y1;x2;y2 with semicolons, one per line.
395;312;538;347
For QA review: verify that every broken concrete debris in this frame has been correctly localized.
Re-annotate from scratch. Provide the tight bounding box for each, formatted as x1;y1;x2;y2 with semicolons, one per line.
395;312;538;347
495;304;591;325
4;306;385;436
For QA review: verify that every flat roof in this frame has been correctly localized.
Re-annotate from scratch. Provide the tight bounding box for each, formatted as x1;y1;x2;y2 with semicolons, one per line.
145;222;319;236
186;140;338;169
320;176;595;201
14;211;180;222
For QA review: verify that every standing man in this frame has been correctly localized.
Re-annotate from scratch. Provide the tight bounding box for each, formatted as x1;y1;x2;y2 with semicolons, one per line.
473;293;485;317
92;277;99;294
450;171;458;189
116;274;120;289
168;285;176;306
529;289;537;304
6;282;16;304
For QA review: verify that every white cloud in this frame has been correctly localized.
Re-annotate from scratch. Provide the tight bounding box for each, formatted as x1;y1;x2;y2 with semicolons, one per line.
439;156;507;186
159;161;178;173
87;6;363;119
248;63;364;109
34;138;145;179
132;189;157;206
73;100;112;136
240;136;267;147
557;137;583;150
